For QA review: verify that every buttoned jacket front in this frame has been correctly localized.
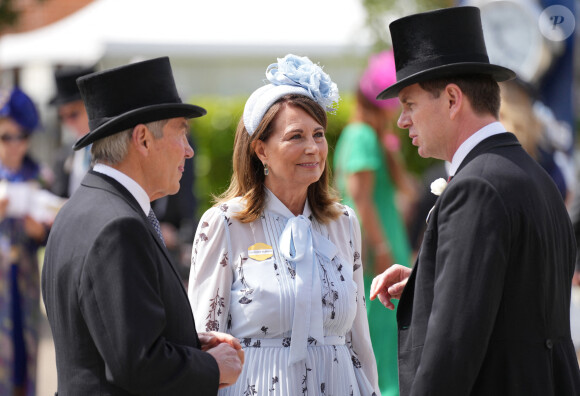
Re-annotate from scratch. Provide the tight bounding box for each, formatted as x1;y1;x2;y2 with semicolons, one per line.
42;171;219;395
397;133;580;395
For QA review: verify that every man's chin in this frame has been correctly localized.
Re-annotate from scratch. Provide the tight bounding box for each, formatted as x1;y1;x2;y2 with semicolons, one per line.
169;185;180;196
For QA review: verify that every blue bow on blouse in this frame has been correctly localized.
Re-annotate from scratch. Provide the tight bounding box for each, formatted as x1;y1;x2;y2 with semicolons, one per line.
279;214;338;364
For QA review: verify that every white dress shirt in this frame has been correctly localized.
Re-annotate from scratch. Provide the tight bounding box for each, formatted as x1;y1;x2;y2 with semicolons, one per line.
448;121;507;177
92;163;150;216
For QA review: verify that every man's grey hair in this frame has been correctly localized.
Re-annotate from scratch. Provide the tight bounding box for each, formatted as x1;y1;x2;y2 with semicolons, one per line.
91;119;169;165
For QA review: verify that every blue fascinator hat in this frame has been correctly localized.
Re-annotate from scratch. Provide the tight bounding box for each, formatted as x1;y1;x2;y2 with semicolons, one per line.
0;87;40;133
243;54;340;135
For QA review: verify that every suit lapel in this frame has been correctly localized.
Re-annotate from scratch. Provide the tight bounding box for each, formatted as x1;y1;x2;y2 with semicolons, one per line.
83;170;142;212
398;134;521;325
456;132;521;175
397;255;418;325
81;171;186;290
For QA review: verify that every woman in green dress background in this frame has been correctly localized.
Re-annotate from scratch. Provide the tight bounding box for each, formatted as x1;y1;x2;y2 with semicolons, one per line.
334;51;416;395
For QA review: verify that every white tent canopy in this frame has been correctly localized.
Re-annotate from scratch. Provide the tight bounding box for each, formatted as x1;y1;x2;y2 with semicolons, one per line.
0;0;372;68
0;0;373;165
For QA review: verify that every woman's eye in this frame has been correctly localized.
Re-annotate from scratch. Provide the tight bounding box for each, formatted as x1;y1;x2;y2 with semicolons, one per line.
314;131;325;138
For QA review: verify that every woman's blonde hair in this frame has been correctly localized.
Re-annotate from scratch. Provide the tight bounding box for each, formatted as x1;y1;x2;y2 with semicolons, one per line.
499;80;542;158
217;94;341;224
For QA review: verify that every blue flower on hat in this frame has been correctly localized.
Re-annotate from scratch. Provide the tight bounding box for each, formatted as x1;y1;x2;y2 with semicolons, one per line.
0;87;40;132
266;54;339;113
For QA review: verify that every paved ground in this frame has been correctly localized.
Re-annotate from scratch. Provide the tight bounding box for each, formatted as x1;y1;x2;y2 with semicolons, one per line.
37;312;57;396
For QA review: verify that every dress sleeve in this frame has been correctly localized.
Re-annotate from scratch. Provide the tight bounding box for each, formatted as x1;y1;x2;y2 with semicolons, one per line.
345;206;381;395
188;206;233;334
341;123;383;174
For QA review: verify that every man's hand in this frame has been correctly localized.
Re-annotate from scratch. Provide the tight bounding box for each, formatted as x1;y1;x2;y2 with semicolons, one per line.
24;215;47;242
206;342;244;389
572;270;580;287
201;331;244;389
370;264;412;310
199;331;242;353
0;197;8;220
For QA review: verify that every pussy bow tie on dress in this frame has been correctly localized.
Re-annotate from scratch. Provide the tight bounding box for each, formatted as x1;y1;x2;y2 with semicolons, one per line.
279;214;338;364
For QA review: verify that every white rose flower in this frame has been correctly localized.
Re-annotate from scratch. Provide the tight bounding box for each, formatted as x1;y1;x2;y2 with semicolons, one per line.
430;178;448;196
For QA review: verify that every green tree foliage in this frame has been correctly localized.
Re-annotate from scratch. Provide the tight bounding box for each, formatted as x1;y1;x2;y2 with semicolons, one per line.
363;0;455;51
0;0;20;31
0;0;46;33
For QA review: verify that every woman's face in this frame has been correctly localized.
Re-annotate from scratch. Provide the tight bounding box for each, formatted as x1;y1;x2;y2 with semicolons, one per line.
255;103;327;200
0;118;29;170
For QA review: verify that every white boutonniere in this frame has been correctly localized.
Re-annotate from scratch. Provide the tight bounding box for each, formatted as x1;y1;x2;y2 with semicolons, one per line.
430;178;448;196
426;177;448;224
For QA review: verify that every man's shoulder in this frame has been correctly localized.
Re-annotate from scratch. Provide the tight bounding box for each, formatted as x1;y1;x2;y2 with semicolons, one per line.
55;178;143;232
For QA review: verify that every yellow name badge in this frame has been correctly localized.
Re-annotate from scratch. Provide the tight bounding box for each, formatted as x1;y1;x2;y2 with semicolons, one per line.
248;242;274;261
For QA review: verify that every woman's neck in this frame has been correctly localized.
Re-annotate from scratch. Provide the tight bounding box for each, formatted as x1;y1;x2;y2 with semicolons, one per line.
267;184;307;216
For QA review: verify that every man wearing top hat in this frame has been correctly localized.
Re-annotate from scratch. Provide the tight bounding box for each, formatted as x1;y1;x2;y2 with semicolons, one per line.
370;6;580;396
49;66;94;198
42;57;244;395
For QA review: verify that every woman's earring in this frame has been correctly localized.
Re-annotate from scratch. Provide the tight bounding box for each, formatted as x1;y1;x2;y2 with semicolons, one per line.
264;164;269;176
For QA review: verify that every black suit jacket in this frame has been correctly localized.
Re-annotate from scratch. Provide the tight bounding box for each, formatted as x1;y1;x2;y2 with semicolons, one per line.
397;133;580;395
50;145;74;198
42;171;219;395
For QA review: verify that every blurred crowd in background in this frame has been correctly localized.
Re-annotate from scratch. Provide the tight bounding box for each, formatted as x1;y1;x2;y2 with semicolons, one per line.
0;0;578;395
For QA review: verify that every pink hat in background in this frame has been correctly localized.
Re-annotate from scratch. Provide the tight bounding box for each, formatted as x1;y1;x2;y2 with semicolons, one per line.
359;51;399;110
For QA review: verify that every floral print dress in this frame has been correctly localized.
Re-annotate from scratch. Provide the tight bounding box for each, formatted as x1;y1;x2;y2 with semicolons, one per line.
188;189;380;395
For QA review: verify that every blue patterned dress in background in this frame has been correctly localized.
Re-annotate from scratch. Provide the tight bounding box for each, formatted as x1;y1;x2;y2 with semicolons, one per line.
0;155;48;396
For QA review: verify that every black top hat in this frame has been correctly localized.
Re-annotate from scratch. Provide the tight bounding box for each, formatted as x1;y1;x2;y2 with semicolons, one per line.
73;57;206;150
377;6;515;99
49;66;96;106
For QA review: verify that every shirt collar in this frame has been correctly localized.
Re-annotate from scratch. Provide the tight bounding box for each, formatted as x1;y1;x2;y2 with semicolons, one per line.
264;187;313;220
92;163;151;215
448;121;507;177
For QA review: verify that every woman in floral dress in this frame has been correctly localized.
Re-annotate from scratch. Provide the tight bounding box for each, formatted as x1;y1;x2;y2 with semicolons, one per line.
188;54;380;395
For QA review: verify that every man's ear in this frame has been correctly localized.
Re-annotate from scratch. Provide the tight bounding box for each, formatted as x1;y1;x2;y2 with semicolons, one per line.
132;124;151;156
445;84;463;120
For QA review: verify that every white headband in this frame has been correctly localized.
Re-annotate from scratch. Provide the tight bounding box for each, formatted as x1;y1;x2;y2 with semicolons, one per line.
242;54;340;136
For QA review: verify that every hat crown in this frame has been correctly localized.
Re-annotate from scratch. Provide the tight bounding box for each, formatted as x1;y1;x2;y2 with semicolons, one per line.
391;7;489;80
377;6;515;99
51;66;95;105
78;57;182;125
72;56;206;150
0;87;39;132
359;51;399;109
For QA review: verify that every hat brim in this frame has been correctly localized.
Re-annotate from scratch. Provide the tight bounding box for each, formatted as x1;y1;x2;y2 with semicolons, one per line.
376;62;516;100
73;103;206;150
